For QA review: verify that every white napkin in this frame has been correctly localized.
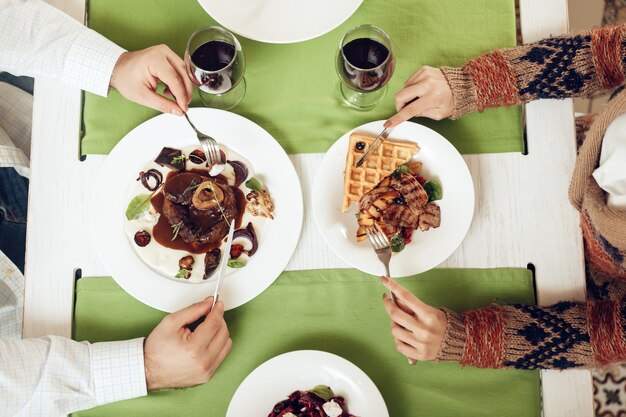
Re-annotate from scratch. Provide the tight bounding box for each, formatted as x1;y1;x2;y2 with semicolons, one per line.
593;113;626;210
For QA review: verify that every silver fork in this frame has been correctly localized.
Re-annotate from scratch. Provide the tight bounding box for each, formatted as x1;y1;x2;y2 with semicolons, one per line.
183;113;223;168
365;225;417;365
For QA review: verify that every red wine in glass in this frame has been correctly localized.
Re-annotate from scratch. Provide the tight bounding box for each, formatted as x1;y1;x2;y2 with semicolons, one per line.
191;40;238;94
335;25;394;110
185;26;246;110
339;37;393;92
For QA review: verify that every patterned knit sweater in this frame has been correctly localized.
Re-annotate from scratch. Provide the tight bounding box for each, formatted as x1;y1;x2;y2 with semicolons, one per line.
435;25;626;370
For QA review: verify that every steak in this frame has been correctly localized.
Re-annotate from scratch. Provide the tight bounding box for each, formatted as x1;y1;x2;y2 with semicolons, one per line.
388;173;428;213
161;173;238;245
381;204;422;228
418;203;441;231
164;172;207;205
358;186;392;212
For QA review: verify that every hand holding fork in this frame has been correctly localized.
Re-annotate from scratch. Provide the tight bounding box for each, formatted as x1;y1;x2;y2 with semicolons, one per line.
365;225;417;365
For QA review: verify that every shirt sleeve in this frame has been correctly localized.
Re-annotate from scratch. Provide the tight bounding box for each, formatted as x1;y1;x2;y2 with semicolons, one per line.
435;298;626;370
0;0;126;96
0;336;147;417
440;24;626;119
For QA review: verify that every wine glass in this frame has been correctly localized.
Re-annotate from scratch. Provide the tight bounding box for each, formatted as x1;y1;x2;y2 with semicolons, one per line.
185;26;246;110
336;24;395;111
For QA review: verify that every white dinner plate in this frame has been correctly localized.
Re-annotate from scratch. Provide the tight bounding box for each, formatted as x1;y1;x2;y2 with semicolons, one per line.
91;108;303;312
197;0;363;44
313;120;474;277
226;350;389;417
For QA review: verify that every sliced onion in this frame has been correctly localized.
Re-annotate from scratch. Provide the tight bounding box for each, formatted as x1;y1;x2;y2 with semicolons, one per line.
203;249;221;280
227;161;249;187
137;169;163;191
233;222;258;257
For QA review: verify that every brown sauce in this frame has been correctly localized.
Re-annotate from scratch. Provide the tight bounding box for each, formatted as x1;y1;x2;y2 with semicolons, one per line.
149;170;245;254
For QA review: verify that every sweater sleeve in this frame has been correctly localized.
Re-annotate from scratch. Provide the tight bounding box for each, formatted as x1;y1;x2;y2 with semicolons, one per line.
435;300;626;370
441;24;626;119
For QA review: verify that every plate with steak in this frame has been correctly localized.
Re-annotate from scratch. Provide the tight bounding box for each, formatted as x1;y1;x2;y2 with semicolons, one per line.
92;108;302;312
226;351;388;417
312;120;474;277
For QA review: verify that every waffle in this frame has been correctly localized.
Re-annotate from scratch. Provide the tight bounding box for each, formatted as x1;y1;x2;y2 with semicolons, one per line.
342;132;419;212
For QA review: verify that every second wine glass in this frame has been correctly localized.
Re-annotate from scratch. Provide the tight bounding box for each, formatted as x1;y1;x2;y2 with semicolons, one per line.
185;26;246;110
336;24;395;111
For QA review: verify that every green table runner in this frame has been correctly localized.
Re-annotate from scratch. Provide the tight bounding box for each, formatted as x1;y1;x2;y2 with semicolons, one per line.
74;269;540;417
83;0;523;155
79;2;535;415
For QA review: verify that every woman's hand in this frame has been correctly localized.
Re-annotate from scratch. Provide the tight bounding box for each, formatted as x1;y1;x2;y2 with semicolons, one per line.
381;276;447;361
384;66;454;128
143;297;232;391
110;44;193;116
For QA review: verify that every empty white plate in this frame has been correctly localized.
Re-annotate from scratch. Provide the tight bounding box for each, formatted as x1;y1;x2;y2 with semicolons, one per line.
197;0;363;44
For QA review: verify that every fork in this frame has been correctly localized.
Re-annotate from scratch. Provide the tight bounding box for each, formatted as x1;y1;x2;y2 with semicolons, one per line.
365;225;417;365
183;113;223;168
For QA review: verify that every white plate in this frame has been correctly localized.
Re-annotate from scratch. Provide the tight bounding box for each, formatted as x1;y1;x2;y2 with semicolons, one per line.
92;108;303;312
197;0;363;44
313;120;474;277
226;350;389;417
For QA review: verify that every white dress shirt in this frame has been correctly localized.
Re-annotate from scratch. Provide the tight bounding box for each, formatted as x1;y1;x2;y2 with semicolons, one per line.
0;1;148;416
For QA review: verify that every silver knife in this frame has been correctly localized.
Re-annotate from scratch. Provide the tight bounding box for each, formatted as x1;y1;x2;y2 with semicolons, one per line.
355;127;394;168
211;220;235;311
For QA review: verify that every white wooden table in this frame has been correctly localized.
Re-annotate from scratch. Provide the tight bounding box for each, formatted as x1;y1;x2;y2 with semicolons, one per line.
23;0;593;416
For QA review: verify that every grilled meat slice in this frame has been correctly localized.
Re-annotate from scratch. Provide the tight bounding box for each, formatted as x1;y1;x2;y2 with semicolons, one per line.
377;217;400;239
381;204;423;228
418;203;441;231
358;186;392;212
388;173;428;213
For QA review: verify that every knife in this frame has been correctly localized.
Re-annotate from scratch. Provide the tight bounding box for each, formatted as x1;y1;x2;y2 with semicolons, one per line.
211;219;236;311
186;220;235;332
355;126;394;168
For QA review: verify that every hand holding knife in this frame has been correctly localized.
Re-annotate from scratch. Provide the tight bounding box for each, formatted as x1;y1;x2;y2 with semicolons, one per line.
354;126;395;168
187;220;235;331
355;97;419;168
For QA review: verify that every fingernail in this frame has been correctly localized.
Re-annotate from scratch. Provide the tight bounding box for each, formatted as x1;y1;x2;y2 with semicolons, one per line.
171;108;184;116
380;276;390;285
383;121;391;128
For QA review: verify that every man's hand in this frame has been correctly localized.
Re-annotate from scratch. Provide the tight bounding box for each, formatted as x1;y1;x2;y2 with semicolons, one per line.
110;44;193;116
384;66;454;128
143;297;232;391
381;276;447;361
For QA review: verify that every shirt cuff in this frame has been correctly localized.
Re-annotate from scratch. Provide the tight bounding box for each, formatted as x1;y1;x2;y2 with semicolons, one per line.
435;308;466;363
89;338;147;406
440;66;479;120
65;27;126;97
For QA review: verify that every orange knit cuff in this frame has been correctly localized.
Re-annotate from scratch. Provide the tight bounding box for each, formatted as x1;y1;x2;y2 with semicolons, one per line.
590;25;626;89
465;50;521;111
440;66;479;120
435;308;466;362
588;299;626;366
460;306;506;368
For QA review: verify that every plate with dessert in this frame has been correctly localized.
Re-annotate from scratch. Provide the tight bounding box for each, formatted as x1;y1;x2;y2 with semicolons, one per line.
225;350;388;417
313;120;474;277
92;108;303;312
197;0;363;44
